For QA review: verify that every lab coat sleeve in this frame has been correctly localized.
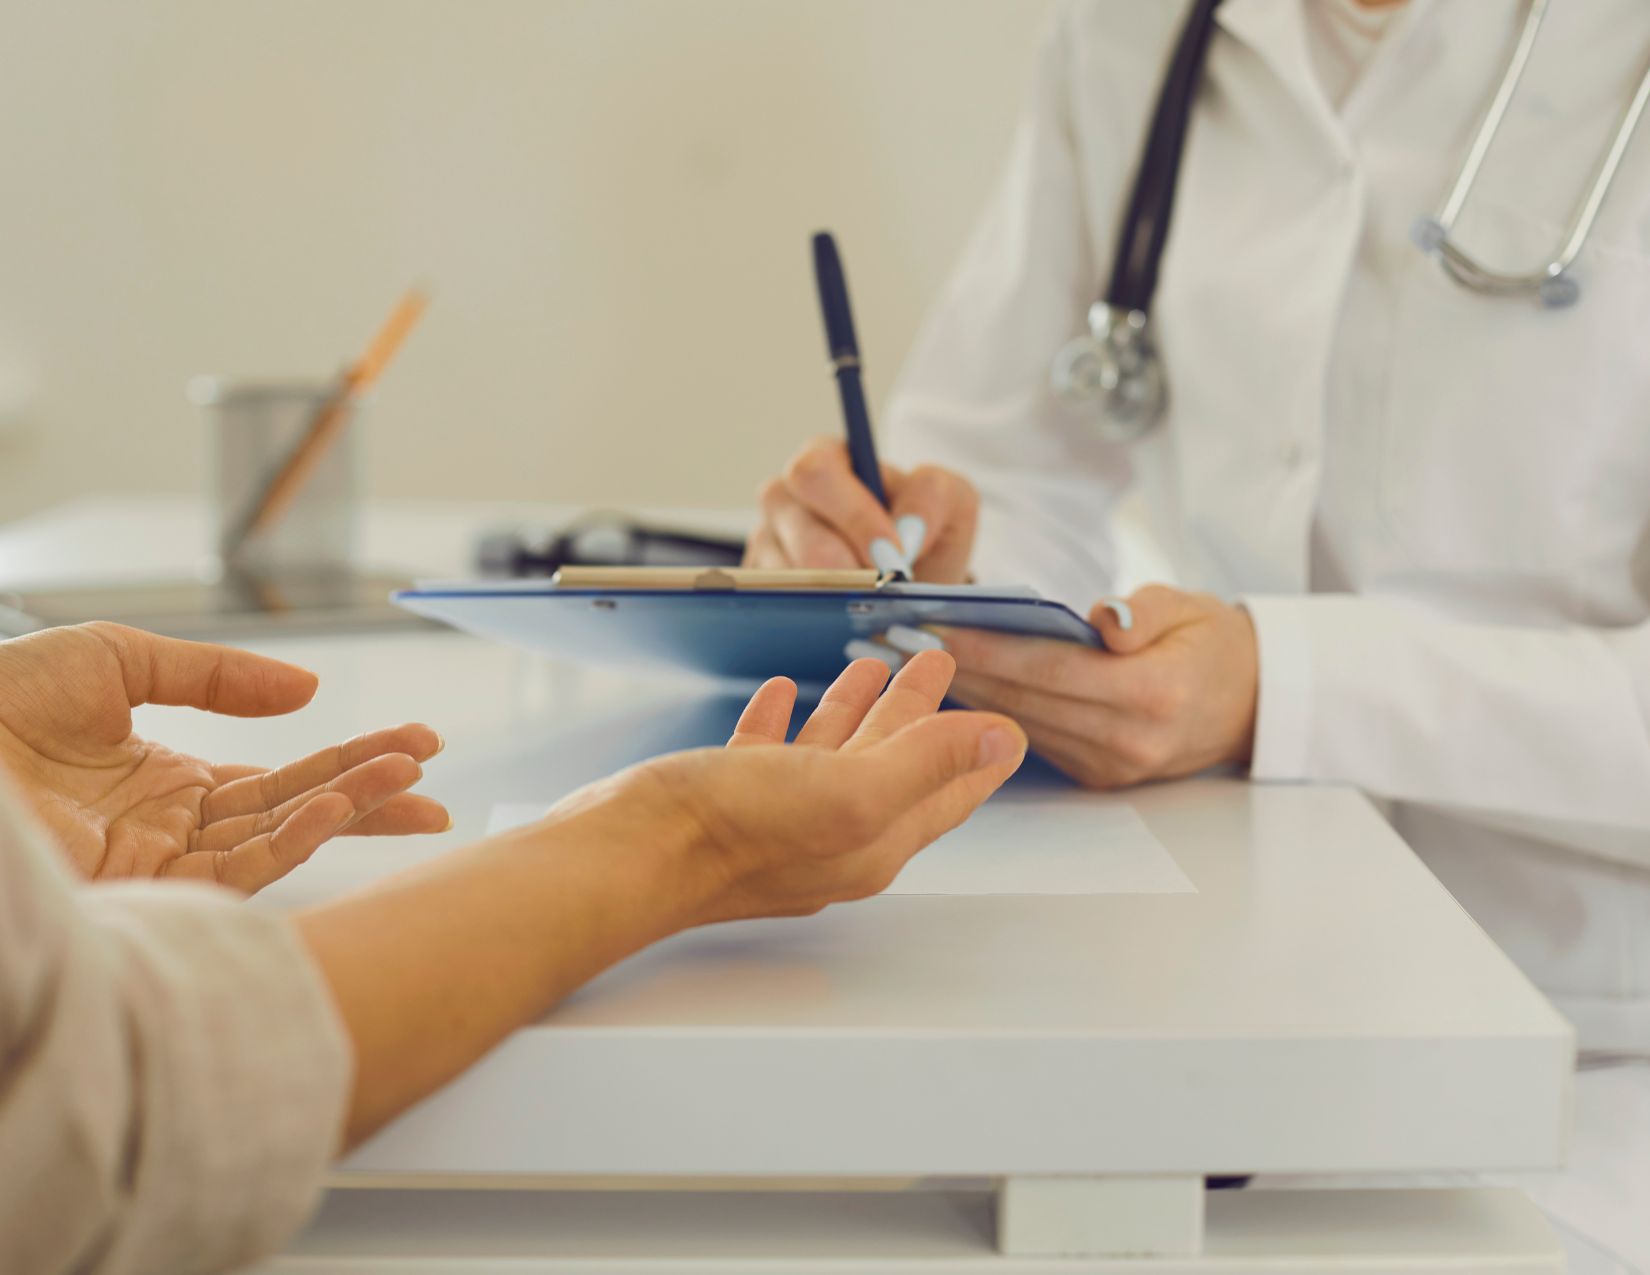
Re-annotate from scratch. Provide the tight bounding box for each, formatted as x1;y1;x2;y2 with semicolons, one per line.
1244;594;1650;831
0;771;352;1275
883;2;1136;610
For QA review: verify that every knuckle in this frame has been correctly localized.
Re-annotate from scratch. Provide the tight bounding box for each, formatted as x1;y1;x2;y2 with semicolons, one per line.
914;466;978;514
743;527;782;568
915;464;964;495
794;519;858;568
1109;754;1148;787
861;863;903;898
1087;765;1130;791
1075;758;1116;790
1129;669;1178;720
839;788;884;838
785;440;843;490
826;865;888;906
77;621;132;662
757;476;787;510
340;732;369;769
1152;679;1190;720
810;537;860;570
1116;731;1170;777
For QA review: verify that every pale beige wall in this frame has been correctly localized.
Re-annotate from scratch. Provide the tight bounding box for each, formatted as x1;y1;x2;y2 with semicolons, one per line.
0;0;1051;519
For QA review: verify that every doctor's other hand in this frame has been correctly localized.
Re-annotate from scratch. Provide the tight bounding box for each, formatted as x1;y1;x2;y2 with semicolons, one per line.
553;651;1026;923
936;586;1258;790
745;438;979;583
0;623;449;892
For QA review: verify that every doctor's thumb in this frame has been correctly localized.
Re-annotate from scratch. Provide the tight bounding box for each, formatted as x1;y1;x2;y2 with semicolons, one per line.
1089;588;1173;653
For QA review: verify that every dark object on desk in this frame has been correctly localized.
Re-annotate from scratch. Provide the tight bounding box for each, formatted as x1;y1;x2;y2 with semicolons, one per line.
476;513;745;578
0;570;428;640
812;231;889;508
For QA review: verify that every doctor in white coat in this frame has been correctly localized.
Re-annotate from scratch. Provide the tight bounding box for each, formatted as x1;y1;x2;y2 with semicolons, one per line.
748;0;1650;1269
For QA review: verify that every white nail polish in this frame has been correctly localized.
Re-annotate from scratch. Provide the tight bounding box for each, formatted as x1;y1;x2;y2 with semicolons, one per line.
895;514;927;562
884;624;944;655
844;639;906;669
1101;597;1134;632
869;537;914;579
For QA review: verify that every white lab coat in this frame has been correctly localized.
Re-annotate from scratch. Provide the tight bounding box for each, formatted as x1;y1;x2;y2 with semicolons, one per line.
884;0;1650;1268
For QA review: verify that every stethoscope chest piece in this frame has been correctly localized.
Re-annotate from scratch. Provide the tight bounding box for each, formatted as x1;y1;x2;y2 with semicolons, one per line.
1051;304;1166;441
1049;0;1221;442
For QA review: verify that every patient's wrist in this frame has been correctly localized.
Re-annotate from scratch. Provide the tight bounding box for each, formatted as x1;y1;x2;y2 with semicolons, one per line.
505;776;718;943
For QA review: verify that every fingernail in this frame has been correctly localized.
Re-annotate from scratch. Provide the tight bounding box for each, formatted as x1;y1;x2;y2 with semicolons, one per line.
1100;597;1134;632
432;732;446;756
884;624;944;655
869;537;915;579
895;514;927;562
441;813;455;833
326;799;358;833
844;639;906;670
975;727;1022;768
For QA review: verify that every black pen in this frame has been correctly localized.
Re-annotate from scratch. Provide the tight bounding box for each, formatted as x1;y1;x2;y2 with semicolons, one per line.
812;232;886;505
811;232;913;580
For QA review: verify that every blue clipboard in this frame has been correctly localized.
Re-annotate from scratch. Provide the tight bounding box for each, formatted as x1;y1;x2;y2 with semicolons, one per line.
394;569;1101;685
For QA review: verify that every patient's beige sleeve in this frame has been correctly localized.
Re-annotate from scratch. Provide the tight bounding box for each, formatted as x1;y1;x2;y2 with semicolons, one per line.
0;773;351;1275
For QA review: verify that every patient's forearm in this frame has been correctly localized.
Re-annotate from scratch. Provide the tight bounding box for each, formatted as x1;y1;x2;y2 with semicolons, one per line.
295;801;704;1149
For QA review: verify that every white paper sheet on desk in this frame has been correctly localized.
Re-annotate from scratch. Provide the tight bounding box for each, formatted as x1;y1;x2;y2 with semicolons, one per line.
485;797;1194;896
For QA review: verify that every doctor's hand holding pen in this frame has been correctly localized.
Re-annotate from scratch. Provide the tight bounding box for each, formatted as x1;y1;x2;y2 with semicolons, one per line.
767;233;1257;791
745;441;1258;790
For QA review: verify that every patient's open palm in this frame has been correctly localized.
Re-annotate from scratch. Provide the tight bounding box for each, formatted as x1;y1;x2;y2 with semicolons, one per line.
601;651;1026;924
0;623;448;892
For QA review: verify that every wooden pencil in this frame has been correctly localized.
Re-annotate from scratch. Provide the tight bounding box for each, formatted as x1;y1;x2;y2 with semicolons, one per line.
237;288;428;543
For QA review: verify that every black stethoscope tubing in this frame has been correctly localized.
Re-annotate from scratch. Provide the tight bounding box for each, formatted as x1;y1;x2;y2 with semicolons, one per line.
1106;0;1224;315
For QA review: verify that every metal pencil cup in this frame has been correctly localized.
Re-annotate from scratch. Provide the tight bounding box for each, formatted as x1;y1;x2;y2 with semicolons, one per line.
190;377;362;579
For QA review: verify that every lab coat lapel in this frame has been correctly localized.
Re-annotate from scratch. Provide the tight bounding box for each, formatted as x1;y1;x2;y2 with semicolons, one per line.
1215;0;1339;141
1153;0;1366;595
1215;0;1444;143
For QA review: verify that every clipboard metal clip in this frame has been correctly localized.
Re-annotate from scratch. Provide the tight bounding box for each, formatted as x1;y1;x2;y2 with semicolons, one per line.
551;566;892;593
687;568;907;591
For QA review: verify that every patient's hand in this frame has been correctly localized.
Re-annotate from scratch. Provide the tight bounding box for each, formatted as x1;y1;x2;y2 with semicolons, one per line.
560;651;1026;925
0;623;449;892
301;650;1024;1147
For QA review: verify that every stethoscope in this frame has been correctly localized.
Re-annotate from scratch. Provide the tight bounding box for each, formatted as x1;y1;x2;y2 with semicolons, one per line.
1052;0;1650;441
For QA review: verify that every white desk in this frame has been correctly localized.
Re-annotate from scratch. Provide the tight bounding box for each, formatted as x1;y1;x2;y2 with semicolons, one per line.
0;497;1577;1272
